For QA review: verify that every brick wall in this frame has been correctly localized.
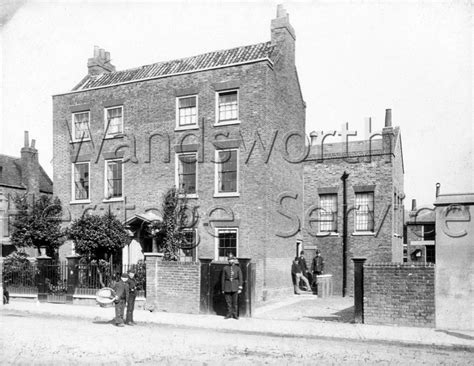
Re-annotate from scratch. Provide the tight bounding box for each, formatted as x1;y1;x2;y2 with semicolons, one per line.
146;256;201;314
0;257;3;305
364;262;435;327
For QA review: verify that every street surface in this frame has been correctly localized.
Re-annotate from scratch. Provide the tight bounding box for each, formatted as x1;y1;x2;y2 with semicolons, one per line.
1;311;472;365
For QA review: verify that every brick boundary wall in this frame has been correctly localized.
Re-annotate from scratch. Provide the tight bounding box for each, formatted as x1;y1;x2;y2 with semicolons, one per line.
146;257;201;314
364;262;435;327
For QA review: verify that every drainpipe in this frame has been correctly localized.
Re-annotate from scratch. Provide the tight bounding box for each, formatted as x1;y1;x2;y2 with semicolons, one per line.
341;171;349;297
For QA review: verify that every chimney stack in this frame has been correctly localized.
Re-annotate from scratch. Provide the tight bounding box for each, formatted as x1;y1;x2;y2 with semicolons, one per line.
411;199;417;211
87;46;116;76
271;4;296;67
385;109;392;127
20;131;40;197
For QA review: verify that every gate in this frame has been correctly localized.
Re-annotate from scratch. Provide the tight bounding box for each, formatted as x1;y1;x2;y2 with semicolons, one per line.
36;262;69;303
200;258;256;317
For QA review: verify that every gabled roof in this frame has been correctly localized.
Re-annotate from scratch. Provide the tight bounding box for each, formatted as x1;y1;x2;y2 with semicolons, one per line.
72;42;275;92
0;154;53;194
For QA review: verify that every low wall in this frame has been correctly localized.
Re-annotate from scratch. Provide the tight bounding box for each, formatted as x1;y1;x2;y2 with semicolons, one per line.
146;256;200;314
364;263;435;327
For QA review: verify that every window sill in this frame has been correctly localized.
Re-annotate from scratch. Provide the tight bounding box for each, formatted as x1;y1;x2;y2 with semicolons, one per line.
175;125;199;132
214;120;241;127
179;194;199;199
103;134;124;140
69;139;91;144
315;232;339;237
213;192;240;198
70;200;91;205
352;232;375;236
103;197;124;203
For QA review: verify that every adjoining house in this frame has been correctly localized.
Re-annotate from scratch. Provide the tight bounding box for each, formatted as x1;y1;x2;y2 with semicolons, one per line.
0;131;53;257
404;199;436;264
52;5;305;303
302;110;405;296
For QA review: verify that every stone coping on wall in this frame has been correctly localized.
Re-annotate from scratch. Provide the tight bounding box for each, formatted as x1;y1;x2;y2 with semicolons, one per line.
364;262;435;268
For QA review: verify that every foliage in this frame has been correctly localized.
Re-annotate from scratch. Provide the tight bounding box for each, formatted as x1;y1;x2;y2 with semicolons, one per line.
68;211;130;262
158;188;194;261
2;251;36;287
10;194;64;257
131;260;146;291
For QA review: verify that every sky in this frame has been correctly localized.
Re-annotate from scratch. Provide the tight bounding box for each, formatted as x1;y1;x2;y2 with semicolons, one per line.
0;0;472;207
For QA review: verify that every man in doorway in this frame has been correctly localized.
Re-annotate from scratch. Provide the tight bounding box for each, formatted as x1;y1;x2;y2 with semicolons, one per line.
221;253;243;319
112;273;129;327
297;251;312;290
292;257;311;294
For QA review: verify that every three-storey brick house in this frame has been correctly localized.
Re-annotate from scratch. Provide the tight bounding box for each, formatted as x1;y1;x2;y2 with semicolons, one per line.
53;6;305;303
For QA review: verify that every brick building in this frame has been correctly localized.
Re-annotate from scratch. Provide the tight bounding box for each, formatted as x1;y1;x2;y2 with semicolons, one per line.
302;110;405;296
0;132;53;256
52;6;305;303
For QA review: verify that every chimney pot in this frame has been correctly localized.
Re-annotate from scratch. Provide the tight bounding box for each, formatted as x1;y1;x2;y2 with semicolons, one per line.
99;48;105;59
31;139;36;149
411;199;417;211
277;4;287;18
24;131;29;148
436;183;441;197
94;45;100;57
385;109;392;127
105;51;111;62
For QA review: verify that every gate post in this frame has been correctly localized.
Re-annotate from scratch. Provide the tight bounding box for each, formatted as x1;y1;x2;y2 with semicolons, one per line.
237;257;253;317
352;257;367;323
36;248;52;302
66;254;81;303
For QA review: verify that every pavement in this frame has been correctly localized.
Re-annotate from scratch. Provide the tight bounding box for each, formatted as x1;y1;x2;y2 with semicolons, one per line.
2;296;474;351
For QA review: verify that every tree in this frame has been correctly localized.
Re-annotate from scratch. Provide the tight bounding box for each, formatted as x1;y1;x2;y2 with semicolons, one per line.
68;211;130;262
158;188;196;261
10;194;64;257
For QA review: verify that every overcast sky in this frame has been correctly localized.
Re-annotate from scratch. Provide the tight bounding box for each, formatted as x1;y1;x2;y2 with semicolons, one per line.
0;0;472;207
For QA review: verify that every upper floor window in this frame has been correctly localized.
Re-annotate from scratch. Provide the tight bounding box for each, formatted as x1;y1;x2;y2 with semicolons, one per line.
105;160;123;200
355;192;374;232
177;95;198;128
215;149;239;196
176;153;197;195
217;90;238;123
105;106;123;136
73;111;90;141
73;162;90;201
319;194;337;233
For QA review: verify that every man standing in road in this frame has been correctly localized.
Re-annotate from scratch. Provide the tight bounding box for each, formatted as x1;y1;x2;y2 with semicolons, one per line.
221;253;243;319
125;269;137;326
113;273;129;327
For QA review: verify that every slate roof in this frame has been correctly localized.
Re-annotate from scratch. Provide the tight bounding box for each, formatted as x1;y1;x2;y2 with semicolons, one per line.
73;42;275;92
0;154;53;194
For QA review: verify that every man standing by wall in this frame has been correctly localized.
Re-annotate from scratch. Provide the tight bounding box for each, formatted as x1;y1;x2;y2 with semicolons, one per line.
311;250;325;287
221;253;243;319
125;270;136;325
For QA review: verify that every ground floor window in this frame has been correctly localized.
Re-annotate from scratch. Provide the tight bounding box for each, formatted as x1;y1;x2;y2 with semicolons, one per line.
216;229;238;260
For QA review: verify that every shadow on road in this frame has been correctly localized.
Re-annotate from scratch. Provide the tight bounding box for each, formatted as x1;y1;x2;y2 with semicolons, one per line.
435;329;474;341
304;306;354;323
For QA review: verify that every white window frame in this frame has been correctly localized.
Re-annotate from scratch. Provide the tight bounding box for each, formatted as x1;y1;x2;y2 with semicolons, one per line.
175;95;199;130
175;152;198;198
215;228;239;261
104;159;124;202
318;194;338;234
70;162;91;204
215;89;240;126
104;105;124;138
353;191;375;235
72;111;91;142
214;148;239;197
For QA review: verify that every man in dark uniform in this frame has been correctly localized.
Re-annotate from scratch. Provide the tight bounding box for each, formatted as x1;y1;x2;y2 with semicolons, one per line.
125;269;137;325
221;253;243;319
311;249;325;288
112;273;129;327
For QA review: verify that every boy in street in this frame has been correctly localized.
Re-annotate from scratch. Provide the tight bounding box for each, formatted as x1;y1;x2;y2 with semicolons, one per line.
112;273;129;327
125;269;137;325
